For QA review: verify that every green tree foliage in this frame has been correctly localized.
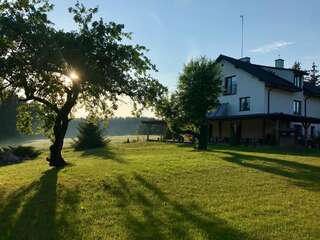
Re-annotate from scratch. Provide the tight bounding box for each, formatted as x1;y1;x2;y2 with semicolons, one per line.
292;61;302;71
73;122;105;150
0;94;19;141
157;57;221;149
0;0;167;166
156;93;187;140
308;62;320;86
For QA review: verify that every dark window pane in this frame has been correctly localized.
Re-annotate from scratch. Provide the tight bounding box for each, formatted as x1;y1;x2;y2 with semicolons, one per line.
224;76;237;95
240;97;250;111
293;100;301;115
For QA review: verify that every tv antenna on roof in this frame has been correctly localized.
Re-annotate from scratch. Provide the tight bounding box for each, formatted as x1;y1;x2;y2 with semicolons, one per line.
240;15;244;58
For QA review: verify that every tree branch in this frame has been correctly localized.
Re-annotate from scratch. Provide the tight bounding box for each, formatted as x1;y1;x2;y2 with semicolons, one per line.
20;95;60;113
0;83;11;91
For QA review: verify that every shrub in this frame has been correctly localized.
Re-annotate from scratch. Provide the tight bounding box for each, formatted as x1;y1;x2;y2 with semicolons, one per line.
0;145;40;165
9;146;40;158
73;122;106;150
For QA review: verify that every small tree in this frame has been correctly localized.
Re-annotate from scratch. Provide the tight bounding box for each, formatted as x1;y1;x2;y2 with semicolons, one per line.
308;62;320;86
73;122;105;150
158;57;221;150
292;61;302;71
0;0;167;167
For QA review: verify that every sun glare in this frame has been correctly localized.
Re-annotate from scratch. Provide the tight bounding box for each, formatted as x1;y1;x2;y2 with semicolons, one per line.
61;71;80;86
69;71;79;81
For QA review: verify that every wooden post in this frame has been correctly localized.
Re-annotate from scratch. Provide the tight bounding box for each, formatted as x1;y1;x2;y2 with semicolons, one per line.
237;120;242;144
302;121;311;146
162;123;167;142
262;118;266;143
275;119;280;145
208;122;213;143
218;120;222;138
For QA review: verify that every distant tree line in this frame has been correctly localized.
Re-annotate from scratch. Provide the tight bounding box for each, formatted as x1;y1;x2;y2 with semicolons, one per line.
0;98;159;141
67;117;160;137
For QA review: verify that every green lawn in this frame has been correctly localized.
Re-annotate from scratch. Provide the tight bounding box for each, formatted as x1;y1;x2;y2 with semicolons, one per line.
1;142;320;240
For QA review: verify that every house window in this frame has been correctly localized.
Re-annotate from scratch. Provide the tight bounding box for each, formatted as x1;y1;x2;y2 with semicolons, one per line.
240;97;250;111
293;100;301;115
223;76;237;95
293;75;302;88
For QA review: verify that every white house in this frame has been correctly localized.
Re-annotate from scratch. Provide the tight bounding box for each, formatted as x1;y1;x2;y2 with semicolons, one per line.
208;54;320;145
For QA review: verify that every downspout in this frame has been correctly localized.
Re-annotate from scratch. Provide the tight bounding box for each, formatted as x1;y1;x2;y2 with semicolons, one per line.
267;87;277;144
304;96;309;117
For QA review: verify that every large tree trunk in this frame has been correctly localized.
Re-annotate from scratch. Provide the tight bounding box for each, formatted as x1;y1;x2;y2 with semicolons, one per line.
198;122;208;150
46;82;80;167
47;114;69;167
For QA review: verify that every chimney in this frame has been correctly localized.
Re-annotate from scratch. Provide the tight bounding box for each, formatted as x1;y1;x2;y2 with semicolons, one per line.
275;58;284;68
239;57;250;63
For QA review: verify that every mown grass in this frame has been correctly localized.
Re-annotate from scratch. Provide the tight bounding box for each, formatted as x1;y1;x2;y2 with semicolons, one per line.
0;142;320;240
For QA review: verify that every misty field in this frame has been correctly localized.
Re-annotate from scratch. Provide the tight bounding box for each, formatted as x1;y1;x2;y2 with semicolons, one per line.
1;142;320;240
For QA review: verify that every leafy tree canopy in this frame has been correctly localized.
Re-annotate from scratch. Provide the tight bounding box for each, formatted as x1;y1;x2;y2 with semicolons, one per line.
157;57;221;149
0;0;167;166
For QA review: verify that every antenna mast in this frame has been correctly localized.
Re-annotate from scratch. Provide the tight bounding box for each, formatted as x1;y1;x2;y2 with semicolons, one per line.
240;15;244;58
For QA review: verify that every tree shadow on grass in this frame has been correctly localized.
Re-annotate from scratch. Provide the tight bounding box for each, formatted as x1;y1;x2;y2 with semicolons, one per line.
0;169;81;240
80;146;127;164
104;174;249;240
221;151;320;191
208;145;320;158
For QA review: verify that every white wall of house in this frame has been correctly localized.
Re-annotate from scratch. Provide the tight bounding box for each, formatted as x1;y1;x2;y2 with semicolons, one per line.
219;60;320;117
267;90;320;118
306;97;320;118
219;59;266;115
267;89;305;115
218;58;320;139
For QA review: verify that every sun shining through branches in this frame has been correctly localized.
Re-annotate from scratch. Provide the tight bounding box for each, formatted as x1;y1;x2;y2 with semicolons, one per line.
0;0;167;167
69;71;79;81
61;71;80;87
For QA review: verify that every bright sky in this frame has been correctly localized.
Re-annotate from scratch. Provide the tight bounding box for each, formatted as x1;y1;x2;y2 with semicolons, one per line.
48;0;320;117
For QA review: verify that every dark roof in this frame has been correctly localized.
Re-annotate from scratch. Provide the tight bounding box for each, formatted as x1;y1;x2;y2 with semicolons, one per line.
216;55;301;92
303;82;320;97
207;113;320;123
251;63;308;75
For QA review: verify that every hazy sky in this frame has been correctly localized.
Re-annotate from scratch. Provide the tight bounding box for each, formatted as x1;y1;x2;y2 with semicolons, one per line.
48;0;320;117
